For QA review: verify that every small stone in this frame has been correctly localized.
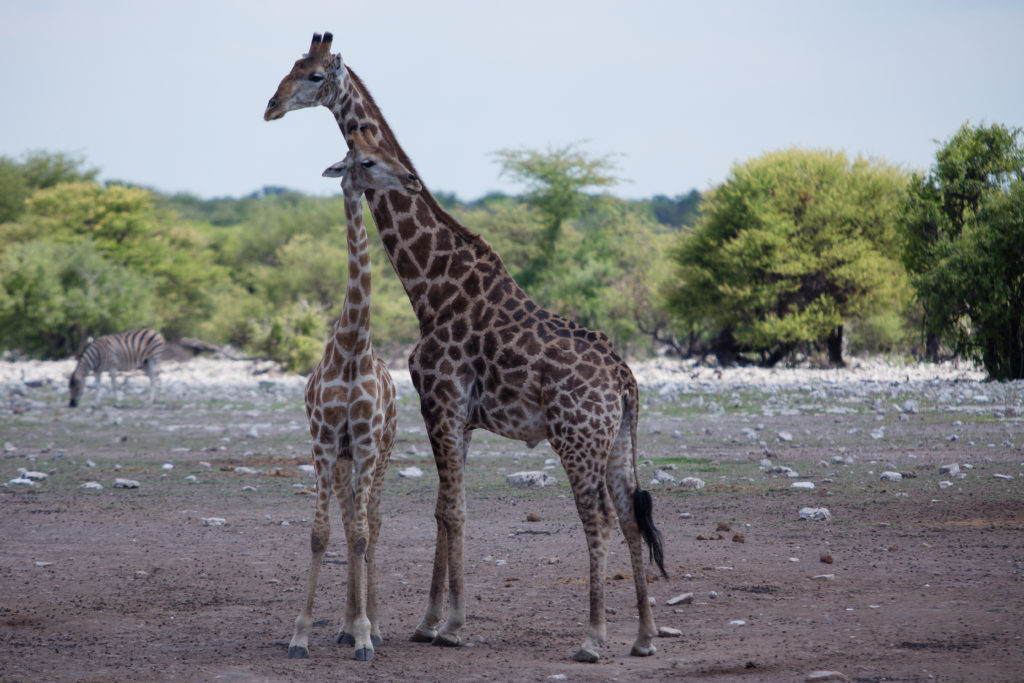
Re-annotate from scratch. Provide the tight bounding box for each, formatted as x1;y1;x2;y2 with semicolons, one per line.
777;431;793;442
658;626;683;637
113;478;140;489
716;521;731;532
80;481;103;490
34;561;53;567
729;619;746;626
18;469;48;481
993;473;1013;480
526;512;542;522
184;475;197;482
85;460;97;468
201;517;227;526
134;570;148;578
939;463;960;475
241;485;257;492
791;481;815;489
812;573;835;581
708;591;719;599
161;463;174;470
799;507;832;522
398;466;424;479
806;671;850;682
651;469;677;485
3;442;15;453
820;553;834;564
506;471;556;487
732;533;745;543
679;476;705;489
901;400;919;415
938;480;953;489
8;477;37;486
879;471;902;482
666;592;694;606
547;676;568;681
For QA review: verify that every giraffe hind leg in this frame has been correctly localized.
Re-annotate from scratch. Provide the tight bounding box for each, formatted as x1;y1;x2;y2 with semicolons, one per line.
287;454;333;659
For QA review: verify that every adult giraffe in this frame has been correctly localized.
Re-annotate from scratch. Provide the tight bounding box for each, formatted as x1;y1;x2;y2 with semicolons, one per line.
265;32;666;663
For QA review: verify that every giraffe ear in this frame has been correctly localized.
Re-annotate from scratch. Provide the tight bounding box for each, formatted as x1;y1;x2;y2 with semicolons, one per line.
322;159;347;178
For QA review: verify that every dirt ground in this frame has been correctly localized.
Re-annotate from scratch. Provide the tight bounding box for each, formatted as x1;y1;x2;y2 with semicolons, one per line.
2;360;1023;682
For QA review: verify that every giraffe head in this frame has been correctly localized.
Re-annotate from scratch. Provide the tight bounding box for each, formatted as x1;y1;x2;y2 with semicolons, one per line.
264;32;342;121
322;127;422;194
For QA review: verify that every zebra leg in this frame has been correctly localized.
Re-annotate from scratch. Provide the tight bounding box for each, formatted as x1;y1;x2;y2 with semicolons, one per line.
144;360;159;404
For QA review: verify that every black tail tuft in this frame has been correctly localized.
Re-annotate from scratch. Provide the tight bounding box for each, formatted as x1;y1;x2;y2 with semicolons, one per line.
633;488;667;578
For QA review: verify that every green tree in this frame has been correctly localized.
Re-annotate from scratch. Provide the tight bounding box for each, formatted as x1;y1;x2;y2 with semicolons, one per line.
495;143;616;290
667;148;909;367
0;150;97;224
902;123;1024;378
0;238;157;357
900;122;1024;363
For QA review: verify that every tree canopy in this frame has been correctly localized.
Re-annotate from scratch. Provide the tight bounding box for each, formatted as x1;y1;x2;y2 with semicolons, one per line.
666;148;909;366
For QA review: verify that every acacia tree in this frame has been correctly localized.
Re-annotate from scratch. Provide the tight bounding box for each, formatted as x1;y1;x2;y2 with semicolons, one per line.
495;142;616;290
902;122;1024;378
667;148;908;367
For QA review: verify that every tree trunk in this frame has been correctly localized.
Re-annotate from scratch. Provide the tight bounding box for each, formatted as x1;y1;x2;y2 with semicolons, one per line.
826;326;845;368
925;332;940;363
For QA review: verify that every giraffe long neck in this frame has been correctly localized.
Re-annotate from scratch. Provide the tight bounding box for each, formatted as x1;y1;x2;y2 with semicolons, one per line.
332;186;373;354
326;67;515;328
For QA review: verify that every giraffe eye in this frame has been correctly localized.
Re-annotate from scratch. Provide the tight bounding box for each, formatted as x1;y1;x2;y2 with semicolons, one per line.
308;72;325;83
361;159;376;169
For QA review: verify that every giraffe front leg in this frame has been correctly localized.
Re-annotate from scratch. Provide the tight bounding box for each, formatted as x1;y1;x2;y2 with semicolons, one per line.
410;517;447;642
432;458;467;648
288;513;330;658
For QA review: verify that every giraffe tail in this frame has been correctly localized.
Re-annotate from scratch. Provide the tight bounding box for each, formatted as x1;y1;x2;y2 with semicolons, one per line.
625;386;668;579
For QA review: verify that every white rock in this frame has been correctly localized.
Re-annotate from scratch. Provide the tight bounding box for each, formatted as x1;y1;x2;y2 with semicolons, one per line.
17;469;48;481
398;466;424;479
547;676;568;681
113;478;140;489
902;400;919;414
993;473;1014;480
938;480;953;489
233;467;261;475
679;476;705;489
777;431;793;442
658;626;683;637
879;471;902;482
812;573;836;581
85;460;97;468
806;671;851;682
666;592;694;605
729;619;746;626
297;464;314;474
506;471;556;487
8;477;37;486
34;561;53;567
201;517;227;526
939;463;960;475
79;481;103;490
161;463;174;470
651;469;677;485
198;461;212;469
799;507;832;521
184;475;197;482
791;481;815;490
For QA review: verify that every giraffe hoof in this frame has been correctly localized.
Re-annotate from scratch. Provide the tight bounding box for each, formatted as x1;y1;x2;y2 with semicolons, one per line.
286;645;310;659
630;642;657;657
354;647;374;661
432;632;462;648
571;647;600;663
410;627;437;643
371;634;383;646
336;631;355;645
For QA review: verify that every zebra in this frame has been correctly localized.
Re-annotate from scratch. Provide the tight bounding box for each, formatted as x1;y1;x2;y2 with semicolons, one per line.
68;329;165;407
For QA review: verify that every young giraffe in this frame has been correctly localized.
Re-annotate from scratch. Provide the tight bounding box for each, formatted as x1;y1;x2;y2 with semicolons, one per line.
288;127;422;661
266;33;666;663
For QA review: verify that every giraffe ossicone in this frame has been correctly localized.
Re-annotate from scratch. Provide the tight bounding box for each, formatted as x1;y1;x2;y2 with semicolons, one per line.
285;121;420;662
267;32;666;663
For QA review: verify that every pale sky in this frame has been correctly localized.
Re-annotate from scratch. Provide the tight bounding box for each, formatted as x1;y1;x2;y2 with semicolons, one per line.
1;0;1021;201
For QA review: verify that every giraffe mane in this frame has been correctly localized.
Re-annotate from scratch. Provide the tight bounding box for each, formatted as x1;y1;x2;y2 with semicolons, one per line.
345;67;506;264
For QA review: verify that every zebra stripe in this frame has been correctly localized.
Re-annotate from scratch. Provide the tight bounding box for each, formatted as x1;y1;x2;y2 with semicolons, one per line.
69;329;165;407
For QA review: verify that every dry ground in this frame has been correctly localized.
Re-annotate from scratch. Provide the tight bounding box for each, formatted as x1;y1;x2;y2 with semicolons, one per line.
2;361;1023;681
